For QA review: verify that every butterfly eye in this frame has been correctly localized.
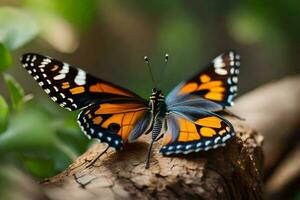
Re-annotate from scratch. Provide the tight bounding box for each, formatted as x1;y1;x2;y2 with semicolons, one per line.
152;88;157;93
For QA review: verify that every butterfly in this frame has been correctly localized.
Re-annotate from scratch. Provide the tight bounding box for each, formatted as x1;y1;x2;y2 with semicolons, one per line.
20;50;240;168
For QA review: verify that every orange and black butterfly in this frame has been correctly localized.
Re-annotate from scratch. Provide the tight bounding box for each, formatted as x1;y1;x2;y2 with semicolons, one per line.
21;51;240;168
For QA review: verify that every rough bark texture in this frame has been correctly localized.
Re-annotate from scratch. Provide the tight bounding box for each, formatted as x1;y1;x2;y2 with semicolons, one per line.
42;116;264;200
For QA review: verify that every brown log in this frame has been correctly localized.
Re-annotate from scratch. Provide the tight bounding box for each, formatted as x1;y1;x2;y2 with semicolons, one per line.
231;76;300;176
42;116;264;200
231;75;300;199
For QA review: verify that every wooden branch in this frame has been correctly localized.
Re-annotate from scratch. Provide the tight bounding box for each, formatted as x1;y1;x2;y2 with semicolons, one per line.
42;117;264;200
231;76;300;199
231;76;300;177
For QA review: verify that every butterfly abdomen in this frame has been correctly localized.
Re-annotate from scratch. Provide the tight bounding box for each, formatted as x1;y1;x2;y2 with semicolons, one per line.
152;117;163;140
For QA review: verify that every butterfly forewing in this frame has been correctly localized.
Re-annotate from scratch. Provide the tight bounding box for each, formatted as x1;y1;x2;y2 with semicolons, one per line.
167;50;240;108
21;53;145;111
21;53;151;150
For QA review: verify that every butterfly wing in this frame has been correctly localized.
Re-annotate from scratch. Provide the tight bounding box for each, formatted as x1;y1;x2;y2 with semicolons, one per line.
166;50;240;108
160;109;234;155
21;53;146;111
21;53;151;149
78;102;152;150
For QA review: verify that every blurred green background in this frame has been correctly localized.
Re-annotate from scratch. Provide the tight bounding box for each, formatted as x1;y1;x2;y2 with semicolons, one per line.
0;0;299;198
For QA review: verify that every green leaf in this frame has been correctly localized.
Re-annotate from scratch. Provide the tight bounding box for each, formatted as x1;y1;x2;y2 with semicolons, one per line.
0;7;39;50
3;74;25;111
22;157;56;178
0;96;9;133
0;108;56;152
0;43;12;72
22;0;97;30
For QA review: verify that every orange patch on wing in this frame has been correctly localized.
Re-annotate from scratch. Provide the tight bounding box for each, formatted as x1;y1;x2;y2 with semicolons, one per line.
70;86;85;94
198;81;222;90
120;111;144;141
62;82;70;89
200;74;211;83
89;83;133;97
189;131;201;141
95;103;146;114
178;132;189;142
177;118;200;142
179;82;198;95
123;112;135;125
200;127;216;137
204;92;223;101
93;116;103;124
89;83;102;93
51;65;59;71
196;116;222;128
210;87;225;92
102;114;123;129
101;111;145;142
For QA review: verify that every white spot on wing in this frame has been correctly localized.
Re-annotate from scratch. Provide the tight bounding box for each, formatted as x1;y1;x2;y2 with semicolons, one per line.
54;74;66;80
205;141;211;146
229;51;234;59
213;56;224;68
196;142;202;147
45;89;50;94
222;134;231;142
232;76;238;83
214;136;221;143
60;93;66;98
215;68;228;75
74;69;86;85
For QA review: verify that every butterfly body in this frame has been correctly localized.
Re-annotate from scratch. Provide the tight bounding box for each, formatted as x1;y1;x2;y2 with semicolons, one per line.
21;50;240;167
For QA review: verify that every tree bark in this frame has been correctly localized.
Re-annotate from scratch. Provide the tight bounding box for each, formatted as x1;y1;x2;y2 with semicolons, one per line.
42;116;264;200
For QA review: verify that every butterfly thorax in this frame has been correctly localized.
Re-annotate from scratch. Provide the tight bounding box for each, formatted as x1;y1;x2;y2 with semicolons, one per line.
149;88;166;113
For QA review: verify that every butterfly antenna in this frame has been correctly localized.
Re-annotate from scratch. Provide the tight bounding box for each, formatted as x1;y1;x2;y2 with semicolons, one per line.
144;56;157;88
158;53;169;90
162;53;169;77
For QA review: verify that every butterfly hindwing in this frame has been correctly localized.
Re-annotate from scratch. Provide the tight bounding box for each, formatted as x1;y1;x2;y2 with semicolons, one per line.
160;111;234;155
78;102;150;150
167;50;240;107
21;53;144;111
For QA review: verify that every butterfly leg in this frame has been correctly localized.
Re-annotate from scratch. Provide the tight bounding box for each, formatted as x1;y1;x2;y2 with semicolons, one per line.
86;145;110;168
145;140;155;169
155;133;164;141
145;134;164;168
223;109;245;121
